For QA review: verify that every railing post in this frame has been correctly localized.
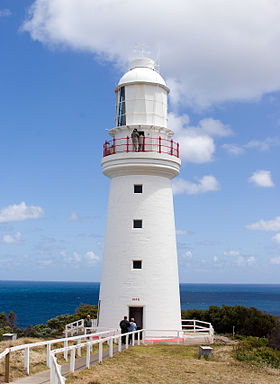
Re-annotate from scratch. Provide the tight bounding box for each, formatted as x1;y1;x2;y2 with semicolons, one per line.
137;331;140;346
132;333;135;347
177;142;179;158
125;334;128;349
126;136;129;152
142;330;146;345
5;352;10;383
159;136;161;153
64;340;68;361
50;357;55;384
194;320;196;333
143;135;145;152
99;342;103;363
70;349;75;372
47;343;51;367
109;338;113;358
171;139;173;156
24;347;30;375
118;336;122;352
177;331;180;344
86;343;91;369
77;338;81;357
113;137;116;154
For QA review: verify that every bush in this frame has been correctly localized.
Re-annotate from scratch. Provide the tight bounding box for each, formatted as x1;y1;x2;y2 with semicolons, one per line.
235;336;280;369
182;305;276;338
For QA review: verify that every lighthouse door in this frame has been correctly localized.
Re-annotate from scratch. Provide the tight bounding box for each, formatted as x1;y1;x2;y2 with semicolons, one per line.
129;307;143;329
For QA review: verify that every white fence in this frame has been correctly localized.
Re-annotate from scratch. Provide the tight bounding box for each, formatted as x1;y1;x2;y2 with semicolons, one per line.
65;319;98;337
0;329;115;380
0;319;214;383
50;329;145;384
182;319;214;341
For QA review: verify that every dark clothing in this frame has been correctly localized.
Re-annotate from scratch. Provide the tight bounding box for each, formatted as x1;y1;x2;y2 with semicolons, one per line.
84;318;92;327
120;319;130;344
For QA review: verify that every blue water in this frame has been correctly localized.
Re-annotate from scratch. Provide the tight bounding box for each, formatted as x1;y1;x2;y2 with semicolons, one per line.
0;281;279;328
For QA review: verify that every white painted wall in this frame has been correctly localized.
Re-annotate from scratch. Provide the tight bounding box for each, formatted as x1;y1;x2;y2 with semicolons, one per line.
98;174;181;332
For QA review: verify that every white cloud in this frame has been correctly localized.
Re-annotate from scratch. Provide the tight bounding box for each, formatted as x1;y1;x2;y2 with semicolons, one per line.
2;232;22;244
247;256;256;266
223;136;280;156
224;250;240;257
246;216;280;232
0;202;44;223
0;9;11;17
213;256;218;263
22;0;280;108
248;170;274;188
222;144;245;156
169;113;230;163
68;212;80;221
270;256;280;265
173;176;220;195
272;233;280;244
85;251;99;264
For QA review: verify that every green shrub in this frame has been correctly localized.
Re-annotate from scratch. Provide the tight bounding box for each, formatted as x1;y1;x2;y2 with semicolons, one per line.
182;305;276;337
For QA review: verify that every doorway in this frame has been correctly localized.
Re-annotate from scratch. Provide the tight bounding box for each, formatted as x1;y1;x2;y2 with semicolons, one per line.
129;306;143;329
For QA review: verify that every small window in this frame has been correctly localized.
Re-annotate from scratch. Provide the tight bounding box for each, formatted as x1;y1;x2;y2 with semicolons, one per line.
134;185;142;193
133;219;142;228
133;260;142;269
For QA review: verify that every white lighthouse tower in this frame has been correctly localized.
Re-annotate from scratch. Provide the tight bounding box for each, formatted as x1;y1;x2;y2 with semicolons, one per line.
98;57;181;334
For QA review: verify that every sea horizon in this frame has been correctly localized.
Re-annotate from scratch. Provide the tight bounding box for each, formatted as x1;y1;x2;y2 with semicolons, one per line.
1;280;279;328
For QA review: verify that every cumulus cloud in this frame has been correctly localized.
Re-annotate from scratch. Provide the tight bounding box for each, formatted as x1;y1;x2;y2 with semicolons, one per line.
22;0;280;108
213;256;218;263
0;9;11;17
62;250;99;265
248;170;274;188
169;113;232;163
173;176;220;195
246;216;280;231
272;233;280;244
247;256;256;266
2;232;22;244
0;202;44;223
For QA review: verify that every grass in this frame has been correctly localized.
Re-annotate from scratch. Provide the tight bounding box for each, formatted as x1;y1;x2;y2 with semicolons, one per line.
67;344;280;384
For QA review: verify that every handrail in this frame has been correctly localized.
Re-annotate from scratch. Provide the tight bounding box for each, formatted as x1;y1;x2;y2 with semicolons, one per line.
103;136;179;158
50;329;145;384
0;329;116;382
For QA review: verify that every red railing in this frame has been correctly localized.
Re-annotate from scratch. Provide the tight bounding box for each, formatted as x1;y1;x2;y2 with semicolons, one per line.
103;136;179;158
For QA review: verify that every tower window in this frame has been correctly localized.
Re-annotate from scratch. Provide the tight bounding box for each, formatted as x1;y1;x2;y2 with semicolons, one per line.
117;86;126;126
133;260;142;269
134;184;143;193
133;219;142;228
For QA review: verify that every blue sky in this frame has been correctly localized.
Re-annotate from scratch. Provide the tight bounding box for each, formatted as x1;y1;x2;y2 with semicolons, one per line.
0;0;279;283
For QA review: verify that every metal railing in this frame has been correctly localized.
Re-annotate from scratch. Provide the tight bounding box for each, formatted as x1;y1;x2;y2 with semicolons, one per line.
50;329;145;384
103;136;179;158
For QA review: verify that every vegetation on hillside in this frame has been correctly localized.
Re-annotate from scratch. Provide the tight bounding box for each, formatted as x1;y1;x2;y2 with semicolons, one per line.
0;304;98;340
181;305;277;337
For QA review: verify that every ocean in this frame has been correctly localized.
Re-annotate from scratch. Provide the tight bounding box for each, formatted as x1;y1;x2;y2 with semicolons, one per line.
0;281;279;328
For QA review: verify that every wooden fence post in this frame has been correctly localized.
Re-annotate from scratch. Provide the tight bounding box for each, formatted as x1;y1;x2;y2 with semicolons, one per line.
5;352;10;383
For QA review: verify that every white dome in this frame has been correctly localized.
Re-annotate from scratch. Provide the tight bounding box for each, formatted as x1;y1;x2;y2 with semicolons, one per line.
117;58;168;91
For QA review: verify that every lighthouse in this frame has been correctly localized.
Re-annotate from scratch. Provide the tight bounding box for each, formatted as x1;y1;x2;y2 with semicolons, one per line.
98;57;181;334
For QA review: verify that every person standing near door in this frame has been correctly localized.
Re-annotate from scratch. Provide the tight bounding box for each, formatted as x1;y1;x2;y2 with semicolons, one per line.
120;316;130;344
128;317;137;344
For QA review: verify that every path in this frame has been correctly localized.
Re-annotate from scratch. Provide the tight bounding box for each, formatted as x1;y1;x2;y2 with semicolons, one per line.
9;345;122;384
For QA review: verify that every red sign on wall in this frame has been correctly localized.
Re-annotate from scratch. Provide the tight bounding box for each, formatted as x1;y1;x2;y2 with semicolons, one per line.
132;297;140;301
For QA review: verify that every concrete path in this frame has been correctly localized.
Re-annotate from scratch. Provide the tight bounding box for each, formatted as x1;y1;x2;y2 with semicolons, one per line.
9;346;121;384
